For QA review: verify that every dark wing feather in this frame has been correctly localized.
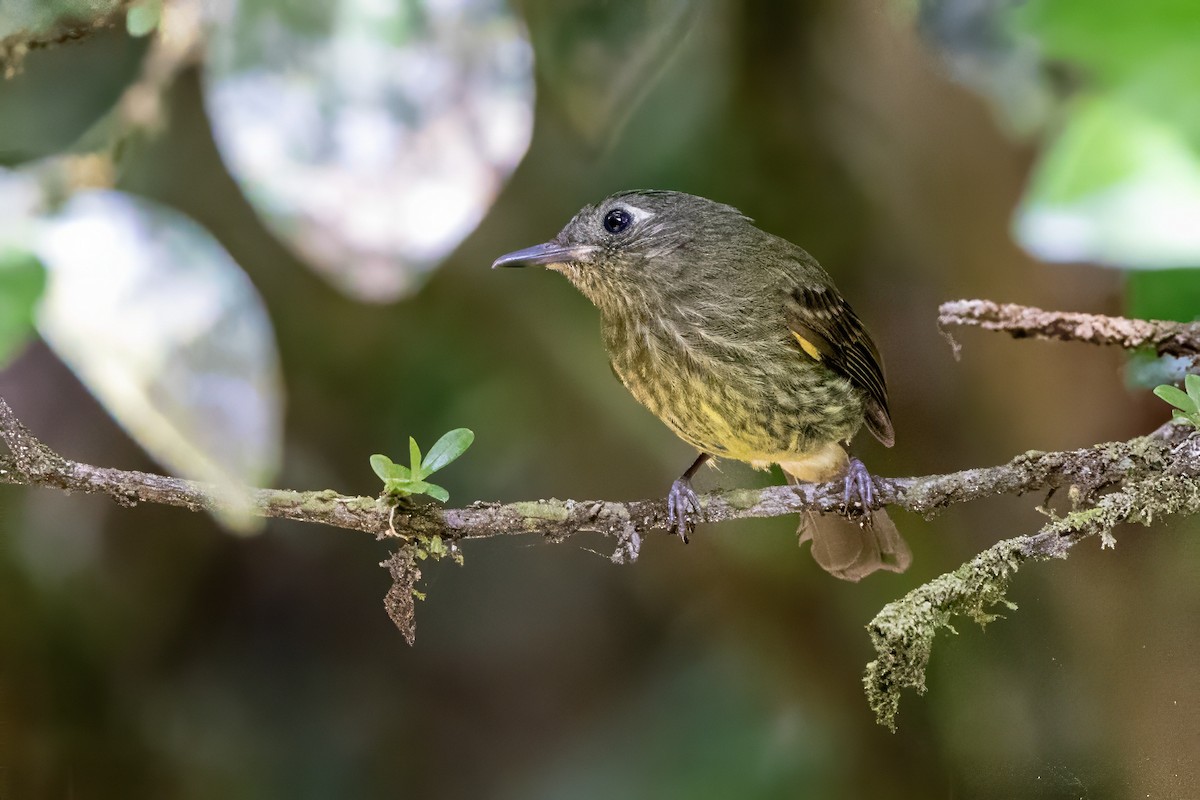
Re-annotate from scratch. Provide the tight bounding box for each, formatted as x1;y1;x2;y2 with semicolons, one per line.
784;284;894;447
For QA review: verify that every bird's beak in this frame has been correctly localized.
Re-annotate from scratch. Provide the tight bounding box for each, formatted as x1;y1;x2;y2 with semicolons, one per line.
491;242;595;269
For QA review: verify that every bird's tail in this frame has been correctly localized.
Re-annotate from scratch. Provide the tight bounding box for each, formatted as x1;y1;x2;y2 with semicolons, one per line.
796;508;911;582
783;457;912;582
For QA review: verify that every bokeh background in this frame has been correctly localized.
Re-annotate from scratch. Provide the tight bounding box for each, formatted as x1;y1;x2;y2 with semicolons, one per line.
3;0;1200;797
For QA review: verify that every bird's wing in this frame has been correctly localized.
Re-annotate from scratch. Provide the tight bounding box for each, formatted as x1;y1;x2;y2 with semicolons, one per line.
784;283;894;447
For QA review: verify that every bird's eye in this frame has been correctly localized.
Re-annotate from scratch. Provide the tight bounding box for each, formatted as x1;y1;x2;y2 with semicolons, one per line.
603;208;632;234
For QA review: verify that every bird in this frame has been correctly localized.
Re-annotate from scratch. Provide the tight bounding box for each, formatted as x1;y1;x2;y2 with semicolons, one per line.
492;190;910;581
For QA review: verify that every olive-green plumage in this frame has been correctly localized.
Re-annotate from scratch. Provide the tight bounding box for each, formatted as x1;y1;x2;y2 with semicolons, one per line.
494;190;910;580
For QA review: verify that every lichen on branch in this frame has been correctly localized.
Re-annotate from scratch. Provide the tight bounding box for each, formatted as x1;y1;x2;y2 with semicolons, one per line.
863;427;1200;730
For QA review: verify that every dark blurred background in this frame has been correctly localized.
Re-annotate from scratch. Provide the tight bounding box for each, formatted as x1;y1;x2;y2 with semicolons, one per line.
2;0;1200;797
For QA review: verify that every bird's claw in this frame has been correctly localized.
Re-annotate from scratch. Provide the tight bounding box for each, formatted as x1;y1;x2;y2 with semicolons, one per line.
842;457;876;519
667;478;702;543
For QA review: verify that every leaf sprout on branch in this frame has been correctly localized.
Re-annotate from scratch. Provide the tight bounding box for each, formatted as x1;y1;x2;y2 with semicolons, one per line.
370;428;475;503
1154;374;1200;429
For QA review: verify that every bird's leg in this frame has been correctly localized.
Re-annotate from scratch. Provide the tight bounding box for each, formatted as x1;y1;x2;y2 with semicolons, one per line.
667;452;710;543
841;456;877;520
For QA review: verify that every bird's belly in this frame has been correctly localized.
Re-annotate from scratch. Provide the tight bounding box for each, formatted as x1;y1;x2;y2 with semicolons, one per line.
609;346;863;465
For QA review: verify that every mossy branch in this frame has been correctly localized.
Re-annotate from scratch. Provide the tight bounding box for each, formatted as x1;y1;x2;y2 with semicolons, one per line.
864;431;1200;730
3;393;1196;683
1;392;1184;553
3;299;1200;728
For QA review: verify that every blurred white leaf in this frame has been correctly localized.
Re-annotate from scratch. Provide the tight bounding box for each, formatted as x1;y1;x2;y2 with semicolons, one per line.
202;0;534;302
0;170;44;248
1015;96;1200;269
35;190;283;532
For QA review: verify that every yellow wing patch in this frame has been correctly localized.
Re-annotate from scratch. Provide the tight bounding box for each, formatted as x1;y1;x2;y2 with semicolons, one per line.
792;331;823;361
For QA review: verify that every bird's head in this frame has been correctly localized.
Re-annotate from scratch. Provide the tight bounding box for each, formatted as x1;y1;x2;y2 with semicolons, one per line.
492;190;752;314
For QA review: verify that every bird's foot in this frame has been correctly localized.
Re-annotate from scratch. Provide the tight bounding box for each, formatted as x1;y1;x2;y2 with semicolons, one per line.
667;478;702;543
842;457;878;521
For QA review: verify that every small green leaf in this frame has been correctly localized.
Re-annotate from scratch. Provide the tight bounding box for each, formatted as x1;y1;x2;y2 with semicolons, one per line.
1186;373;1200;405
409;436;423;477
382;479;410;495
420;482;449;503
427;535;447;557
422;428;475;475
373;428;472;501
370;454;394;482
383;477;450;502
372;454;412;484
1154;384;1196;413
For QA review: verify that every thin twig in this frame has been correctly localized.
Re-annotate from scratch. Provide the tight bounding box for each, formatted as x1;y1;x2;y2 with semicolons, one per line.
939;299;1200;357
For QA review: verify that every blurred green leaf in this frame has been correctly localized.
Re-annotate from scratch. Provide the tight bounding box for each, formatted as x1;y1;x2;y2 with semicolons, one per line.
421;428;475;475
1020;96;1146;206
0;0;127;40
1012;0;1200;138
126;0;163;37
1003;0;1200;269
1014;95;1200;268
0;25;148;167
1127;269;1200;322
0;248;46;368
